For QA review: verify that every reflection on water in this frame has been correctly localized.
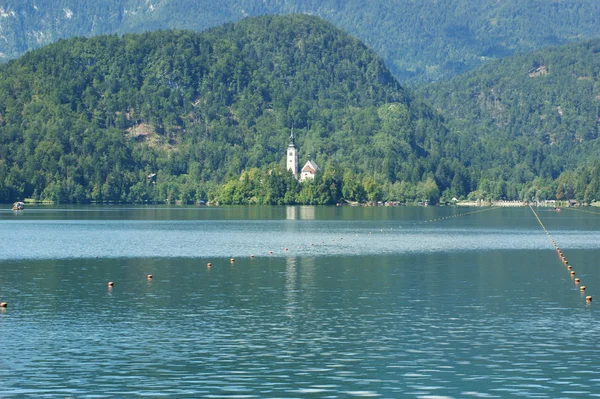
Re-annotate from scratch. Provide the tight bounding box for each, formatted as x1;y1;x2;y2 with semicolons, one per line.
0;206;599;397
286;205;297;220
300;205;316;220
286;205;316;220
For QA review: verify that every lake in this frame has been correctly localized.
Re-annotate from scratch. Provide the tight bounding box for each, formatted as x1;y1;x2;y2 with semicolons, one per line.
0;205;599;398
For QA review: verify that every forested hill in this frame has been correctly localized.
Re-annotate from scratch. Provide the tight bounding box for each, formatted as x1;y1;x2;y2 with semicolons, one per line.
3;1;600;84
419;39;600;202
0;14;454;204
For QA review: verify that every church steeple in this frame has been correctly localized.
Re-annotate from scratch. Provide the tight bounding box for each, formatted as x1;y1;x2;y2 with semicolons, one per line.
286;128;298;177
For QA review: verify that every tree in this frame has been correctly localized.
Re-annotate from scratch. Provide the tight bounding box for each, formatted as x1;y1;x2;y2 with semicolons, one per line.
416;178;440;204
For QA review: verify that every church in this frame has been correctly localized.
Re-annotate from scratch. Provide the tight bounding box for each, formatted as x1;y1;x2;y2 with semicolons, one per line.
286;131;318;182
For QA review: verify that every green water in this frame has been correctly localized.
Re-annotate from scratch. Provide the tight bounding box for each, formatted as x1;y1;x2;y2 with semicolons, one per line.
0;206;599;397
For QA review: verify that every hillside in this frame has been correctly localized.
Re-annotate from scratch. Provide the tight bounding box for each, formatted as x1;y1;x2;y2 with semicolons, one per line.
419;39;600;202
0;14;455;204
2;1;600;83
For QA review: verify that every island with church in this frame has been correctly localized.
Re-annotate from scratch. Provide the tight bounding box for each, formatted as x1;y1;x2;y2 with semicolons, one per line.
286;131;319;182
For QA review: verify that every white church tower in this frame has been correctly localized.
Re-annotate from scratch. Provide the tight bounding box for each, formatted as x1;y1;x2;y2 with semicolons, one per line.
286;129;298;178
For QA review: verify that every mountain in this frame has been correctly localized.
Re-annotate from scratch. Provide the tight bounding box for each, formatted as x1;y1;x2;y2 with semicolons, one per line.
2;1;600;84
0;14;454;204
419;39;600;202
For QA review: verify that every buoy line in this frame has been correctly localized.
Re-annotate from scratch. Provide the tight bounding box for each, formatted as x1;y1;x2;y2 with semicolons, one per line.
529;205;592;304
408;206;500;227
97;206;504;300
200;206;503;269
562;207;600;216
3;206;581;311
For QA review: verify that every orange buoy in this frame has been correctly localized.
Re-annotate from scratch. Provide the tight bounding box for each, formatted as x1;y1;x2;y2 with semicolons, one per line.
0;302;7;308
580;286;586;291
207;263;212;267
108;281;114;287
147;274;153;279
586;296;592;302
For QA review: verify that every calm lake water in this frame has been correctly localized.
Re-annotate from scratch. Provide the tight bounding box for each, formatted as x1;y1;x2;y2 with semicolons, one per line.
1;205;599;398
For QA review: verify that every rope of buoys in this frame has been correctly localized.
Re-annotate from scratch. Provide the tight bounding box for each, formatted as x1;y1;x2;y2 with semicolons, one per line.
529;205;592;304
408;207;500;227
84;206;593;312
203;206;499;266
247;206;503;259
562;207;600;216
93;206;593;310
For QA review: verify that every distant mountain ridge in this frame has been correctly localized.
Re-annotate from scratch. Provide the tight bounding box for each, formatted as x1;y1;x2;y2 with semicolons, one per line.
3;0;600;83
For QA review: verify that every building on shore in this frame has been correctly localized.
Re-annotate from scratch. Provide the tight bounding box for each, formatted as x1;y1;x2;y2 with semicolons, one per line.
286;131;318;182
300;159;318;182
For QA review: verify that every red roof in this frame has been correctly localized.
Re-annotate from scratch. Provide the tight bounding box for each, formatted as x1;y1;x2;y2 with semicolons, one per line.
302;160;318;174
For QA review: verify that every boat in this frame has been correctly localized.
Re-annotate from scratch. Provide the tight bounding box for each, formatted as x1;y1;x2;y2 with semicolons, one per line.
12;202;24;210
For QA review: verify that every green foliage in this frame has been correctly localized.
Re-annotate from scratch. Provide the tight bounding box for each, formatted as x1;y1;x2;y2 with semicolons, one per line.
419;39;600;202
0;15;457;204
2;13;598;205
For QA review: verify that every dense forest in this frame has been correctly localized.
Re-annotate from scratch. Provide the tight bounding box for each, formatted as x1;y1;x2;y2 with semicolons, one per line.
1;14;600;205
2;0;600;83
0;15;461;205
419;39;600;203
